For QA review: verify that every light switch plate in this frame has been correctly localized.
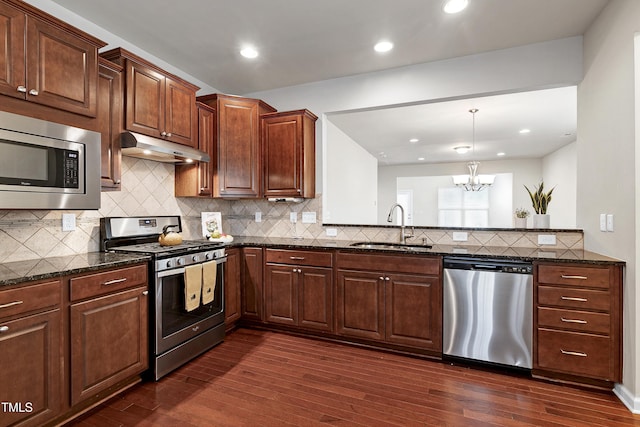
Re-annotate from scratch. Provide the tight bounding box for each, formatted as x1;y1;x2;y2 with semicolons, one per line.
255;212;262;223
301;212;317;224
289;212;297;223
452;231;468;242
599;214;607;232
606;214;614;232
537;234;557;245
62;213;76;231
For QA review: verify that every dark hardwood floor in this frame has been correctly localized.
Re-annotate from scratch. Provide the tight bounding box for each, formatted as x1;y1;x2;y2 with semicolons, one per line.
69;328;640;426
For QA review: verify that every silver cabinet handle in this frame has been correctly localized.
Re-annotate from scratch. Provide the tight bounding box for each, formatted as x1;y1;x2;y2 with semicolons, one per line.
17;85;27;93
28;89;38;96
561;275;588;280
0;325;8;332
142;290;149;296
0;300;23;309
161;131;167;136
561;296;588;302
289;256;305;260
561;317;587;324
379;276;385;281
114;179;121;185
561;349;587;357
102;278;127;286
166;133;172;137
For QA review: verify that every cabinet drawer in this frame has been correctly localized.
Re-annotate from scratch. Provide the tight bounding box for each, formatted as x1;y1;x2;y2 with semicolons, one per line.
538;285;610;311
537;329;613;379
537;307;610;334
537;264;610;289
266;249;332;267
70;264;148;301
0;280;60;319
337;251;440;276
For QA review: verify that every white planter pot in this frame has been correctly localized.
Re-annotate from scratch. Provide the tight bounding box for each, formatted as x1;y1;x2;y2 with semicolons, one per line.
532;214;550;229
514;217;527;228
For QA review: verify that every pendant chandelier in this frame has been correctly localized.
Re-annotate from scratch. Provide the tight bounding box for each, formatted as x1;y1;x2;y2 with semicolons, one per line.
452;108;495;191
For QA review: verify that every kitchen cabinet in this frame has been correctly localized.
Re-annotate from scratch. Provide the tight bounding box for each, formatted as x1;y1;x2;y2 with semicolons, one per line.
101;47;198;147
0;0;104;117
175;101;216;197
264;249;333;332
261;109;317;198
197;94;276;198
0;279;62;427
98;57;123;191
241;247;264;321
224;247;242;330
69;264;148;405
336;251;442;352
533;262;622;386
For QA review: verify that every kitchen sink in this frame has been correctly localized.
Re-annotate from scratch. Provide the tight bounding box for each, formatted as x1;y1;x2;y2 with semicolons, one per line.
349;242;433;252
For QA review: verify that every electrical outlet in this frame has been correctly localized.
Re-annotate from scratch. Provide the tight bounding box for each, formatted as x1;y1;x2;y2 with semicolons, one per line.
62;213;76;231
452;231;468;242
255;212;262;223
606;214;614;232
289;212;297;223
537;234;557;245
301;212;316;224
325;228;337;237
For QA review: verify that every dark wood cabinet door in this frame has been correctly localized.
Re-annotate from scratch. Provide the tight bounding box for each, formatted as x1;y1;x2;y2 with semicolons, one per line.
241;247;264;320
217;98;261;197
0;309;62;427
0;2;25;100
336;269;384;340
25;16;98;117
265;264;297;325
98;58;123;191
224;247;241;328
299;266;333;332
165;76;197;147
385;273;442;350
125;59;165;138
70;286;148;405
197;102;214;196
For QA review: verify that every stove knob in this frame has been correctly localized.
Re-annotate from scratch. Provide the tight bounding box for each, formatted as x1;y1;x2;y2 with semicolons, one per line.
166;260;172;268
176;258;184;266
192;255;199;262
205;252;213;260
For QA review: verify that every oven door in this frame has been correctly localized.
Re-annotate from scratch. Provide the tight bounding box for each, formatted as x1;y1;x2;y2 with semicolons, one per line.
155;258;225;355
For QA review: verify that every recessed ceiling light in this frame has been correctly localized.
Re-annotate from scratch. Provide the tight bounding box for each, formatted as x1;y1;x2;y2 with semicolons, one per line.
409;138;419;143
519;128;531;134
443;0;469;14
497;152;506;156
240;46;259;59
374;41;393;53
454;145;471;154
418;157;425;161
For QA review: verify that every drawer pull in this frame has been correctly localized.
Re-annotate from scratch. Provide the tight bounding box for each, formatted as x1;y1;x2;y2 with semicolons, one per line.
561;275;588;280
0;300;24;309
0;325;9;332
561;296;588;302
289;256;305;260
561;317;587;324
561;349;587;357
142;291;149;296
102;278;127;286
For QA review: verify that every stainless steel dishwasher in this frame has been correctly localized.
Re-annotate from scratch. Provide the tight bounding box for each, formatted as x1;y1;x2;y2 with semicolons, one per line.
443;256;533;369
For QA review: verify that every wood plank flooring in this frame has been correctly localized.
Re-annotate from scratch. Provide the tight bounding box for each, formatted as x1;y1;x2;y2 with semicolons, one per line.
69;328;640;426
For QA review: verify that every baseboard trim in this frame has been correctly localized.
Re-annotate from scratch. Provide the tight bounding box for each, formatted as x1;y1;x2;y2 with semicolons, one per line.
614;383;640;413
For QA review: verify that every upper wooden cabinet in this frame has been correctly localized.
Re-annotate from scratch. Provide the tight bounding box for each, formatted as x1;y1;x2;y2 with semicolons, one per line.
98;58;123;191
261;109;317;199
101;47;199;147
0;0;105;117
197;94;276;198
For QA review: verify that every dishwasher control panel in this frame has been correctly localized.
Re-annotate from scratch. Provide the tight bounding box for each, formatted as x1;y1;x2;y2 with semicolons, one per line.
502;265;533;274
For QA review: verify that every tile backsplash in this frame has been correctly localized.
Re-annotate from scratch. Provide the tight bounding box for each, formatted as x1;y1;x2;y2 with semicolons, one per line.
0;156;583;262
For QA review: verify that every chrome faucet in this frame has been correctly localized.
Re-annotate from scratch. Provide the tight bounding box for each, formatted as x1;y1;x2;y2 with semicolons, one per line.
387;203;414;243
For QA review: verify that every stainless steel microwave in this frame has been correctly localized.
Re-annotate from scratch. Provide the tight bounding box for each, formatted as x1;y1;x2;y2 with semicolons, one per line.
0;111;101;210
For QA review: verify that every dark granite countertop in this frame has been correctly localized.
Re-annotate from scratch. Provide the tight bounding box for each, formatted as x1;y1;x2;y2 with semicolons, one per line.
0;252;150;287
225;237;624;265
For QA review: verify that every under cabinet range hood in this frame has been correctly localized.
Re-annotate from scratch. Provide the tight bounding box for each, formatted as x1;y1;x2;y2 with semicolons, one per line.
120;131;210;163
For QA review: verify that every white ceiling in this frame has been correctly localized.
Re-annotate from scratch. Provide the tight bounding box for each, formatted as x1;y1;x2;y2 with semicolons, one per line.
47;0;605;165
49;0;607;95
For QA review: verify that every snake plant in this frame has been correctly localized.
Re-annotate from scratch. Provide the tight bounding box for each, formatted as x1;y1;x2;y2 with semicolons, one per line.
524;181;555;214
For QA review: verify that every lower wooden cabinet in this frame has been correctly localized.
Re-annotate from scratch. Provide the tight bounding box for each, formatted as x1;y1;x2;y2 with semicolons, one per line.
0;280;62;427
224;247;242;330
336;251;442;352
264;249;333;332
533;262;623;385
241;247;264;321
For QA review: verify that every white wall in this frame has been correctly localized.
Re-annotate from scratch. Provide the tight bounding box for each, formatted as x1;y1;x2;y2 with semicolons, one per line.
579;0;640;410
324;121;377;224
543;141;577;228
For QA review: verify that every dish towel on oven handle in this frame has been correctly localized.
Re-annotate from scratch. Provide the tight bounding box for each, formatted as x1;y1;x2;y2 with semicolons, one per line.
184;264;202;312
202;260;217;305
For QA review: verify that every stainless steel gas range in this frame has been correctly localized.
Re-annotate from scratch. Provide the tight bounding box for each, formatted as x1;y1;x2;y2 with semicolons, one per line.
100;215;226;380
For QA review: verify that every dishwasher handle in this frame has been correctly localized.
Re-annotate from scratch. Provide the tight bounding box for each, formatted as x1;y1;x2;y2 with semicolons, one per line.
443;256;533;274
